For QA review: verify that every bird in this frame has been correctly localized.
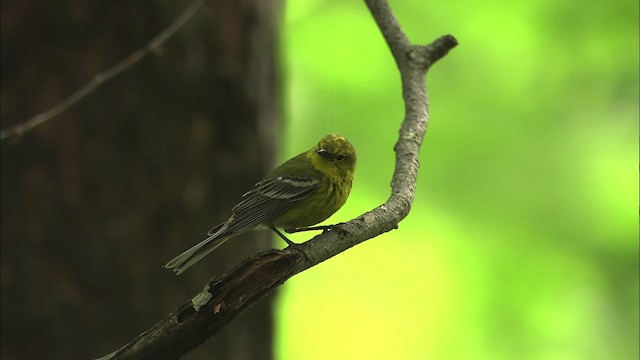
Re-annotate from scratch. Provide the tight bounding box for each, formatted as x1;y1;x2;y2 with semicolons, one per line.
165;134;356;275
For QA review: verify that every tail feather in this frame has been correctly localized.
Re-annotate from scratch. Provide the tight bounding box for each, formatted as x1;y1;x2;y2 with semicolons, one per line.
165;233;229;275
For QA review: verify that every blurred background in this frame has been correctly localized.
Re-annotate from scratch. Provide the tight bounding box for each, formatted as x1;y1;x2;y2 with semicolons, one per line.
276;1;638;360
1;0;637;359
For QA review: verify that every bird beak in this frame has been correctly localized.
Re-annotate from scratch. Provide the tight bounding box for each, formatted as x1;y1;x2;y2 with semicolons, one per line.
316;148;331;159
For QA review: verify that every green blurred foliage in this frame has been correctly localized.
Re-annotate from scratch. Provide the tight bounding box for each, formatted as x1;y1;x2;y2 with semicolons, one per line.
275;0;638;359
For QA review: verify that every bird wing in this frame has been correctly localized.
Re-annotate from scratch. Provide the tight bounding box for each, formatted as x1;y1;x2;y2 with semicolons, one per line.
220;175;319;235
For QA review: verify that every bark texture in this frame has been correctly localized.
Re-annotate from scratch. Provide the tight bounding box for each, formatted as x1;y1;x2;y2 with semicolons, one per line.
0;1;280;359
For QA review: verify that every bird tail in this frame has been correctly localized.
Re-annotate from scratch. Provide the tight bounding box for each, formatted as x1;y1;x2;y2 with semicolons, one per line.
164;231;230;275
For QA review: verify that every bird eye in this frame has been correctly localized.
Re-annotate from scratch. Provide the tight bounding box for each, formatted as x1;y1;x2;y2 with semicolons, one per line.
317;149;331;159
336;154;345;161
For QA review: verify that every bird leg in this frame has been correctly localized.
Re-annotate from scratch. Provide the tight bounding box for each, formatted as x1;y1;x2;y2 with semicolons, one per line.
270;226;297;246
269;226;311;263
284;223;345;234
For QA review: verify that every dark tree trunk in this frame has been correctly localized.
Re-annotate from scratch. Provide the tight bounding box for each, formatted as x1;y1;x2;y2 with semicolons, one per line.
0;1;280;359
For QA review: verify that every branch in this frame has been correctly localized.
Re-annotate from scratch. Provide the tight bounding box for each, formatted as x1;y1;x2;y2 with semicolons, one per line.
98;1;457;359
0;0;205;142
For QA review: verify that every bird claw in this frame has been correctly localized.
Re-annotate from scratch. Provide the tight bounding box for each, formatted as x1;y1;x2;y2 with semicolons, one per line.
285;223;345;234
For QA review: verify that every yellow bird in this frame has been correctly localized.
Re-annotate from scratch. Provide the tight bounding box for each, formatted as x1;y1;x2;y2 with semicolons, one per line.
165;134;356;274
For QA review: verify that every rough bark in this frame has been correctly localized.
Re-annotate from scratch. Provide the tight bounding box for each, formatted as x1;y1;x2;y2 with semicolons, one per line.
0;1;279;359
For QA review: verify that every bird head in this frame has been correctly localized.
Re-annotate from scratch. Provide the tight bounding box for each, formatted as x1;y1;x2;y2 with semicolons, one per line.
311;134;356;179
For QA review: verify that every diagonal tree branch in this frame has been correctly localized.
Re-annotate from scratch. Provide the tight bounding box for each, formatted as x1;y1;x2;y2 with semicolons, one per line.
98;0;457;359
0;0;205;142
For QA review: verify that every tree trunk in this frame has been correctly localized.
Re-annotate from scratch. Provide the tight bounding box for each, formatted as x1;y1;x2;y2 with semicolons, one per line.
0;1;280;359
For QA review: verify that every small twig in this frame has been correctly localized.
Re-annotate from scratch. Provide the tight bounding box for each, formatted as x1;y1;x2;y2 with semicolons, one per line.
0;0;205;142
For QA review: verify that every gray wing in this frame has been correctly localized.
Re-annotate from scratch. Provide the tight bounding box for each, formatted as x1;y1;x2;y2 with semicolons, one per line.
214;176;319;235
166;176;318;275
